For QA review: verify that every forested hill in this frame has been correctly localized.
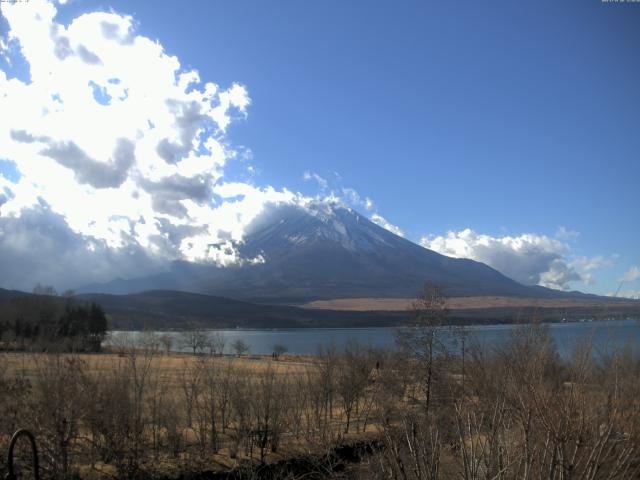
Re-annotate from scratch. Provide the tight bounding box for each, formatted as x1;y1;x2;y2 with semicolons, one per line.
2;288;638;333
0;289;107;351
73;290;404;329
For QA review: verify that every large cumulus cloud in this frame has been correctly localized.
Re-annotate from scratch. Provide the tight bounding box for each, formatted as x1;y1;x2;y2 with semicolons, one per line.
420;229;612;290
0;0;294;290
0;203;162;290
612;267;640;299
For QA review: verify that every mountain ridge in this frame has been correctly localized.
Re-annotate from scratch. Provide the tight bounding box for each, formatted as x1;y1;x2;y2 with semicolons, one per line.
1;287;637;331
77;203;609;303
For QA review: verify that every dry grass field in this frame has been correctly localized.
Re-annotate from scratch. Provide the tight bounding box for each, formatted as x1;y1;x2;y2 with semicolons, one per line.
1;351;312;381
0;347;386;479
2;318;640;479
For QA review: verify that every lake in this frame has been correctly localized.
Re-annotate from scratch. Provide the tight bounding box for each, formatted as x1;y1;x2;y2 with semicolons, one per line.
109;318;640;358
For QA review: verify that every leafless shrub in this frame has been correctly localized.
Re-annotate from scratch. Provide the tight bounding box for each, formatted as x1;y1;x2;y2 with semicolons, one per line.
0;356;31;478
27;354;88;478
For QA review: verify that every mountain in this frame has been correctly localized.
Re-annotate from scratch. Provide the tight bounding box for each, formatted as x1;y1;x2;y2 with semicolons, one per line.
0;288;38;302
78;203;594;303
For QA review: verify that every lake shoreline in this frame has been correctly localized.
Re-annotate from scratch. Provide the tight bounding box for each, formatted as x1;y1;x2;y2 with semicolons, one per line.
107;312;640;332
107;318;640;358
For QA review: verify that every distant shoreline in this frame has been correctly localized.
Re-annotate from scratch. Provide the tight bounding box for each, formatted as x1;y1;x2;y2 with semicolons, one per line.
302;295;640;311
107;314;640;333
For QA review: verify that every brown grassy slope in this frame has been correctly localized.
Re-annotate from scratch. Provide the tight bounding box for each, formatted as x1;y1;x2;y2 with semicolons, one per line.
303;296;639;311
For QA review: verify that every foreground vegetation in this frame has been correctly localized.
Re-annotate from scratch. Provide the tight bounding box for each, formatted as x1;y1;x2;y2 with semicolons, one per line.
0;288;639;479
1;331;638;478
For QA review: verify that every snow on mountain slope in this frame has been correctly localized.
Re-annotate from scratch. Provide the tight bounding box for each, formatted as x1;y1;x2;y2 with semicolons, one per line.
78;202;572;302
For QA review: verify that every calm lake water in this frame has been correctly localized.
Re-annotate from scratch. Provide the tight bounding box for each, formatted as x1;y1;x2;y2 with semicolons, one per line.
109;318;640;358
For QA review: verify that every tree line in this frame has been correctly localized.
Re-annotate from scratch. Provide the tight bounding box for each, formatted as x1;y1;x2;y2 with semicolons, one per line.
0;284;107;352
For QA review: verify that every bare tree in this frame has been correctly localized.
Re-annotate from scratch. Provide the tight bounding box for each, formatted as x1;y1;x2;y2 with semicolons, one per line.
29;354;87;478
84;354;149;479
312;343;338;444
179;323;208;355
397;284;449;415
126;346;156;475
229;372;253;458
159;334;173;355
108;331;135;355
0;355;30;467
250;366;289;462
179;359;202;428
272;343;288;360
138;330;160;353
231;338;250;357
288;372;310;440
32;283;58;296
206;331;226;356
217;357;235;433
336;340;371;433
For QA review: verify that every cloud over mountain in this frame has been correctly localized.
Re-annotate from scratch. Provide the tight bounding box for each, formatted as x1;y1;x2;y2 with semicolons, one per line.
621;266;640;283
0;203;163;291
0;1;625;297
0;0;295;290
420;229;612;290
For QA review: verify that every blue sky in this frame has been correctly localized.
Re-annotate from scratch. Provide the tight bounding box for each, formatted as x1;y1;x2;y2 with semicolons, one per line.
0;0;638;295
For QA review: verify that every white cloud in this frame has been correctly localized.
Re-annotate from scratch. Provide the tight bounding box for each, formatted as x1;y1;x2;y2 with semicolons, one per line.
420;229;613;290
568;256;615;285
620;266;640;283
0;36;11;66
304;181;400;238
371;213;404;237
341;187;374;211
364;198;374;210
302;171;391;229
303;171;328;190
0;203;164;291
556;226;580;241
0;0;294;289
613;290;640;300
211;83;250;132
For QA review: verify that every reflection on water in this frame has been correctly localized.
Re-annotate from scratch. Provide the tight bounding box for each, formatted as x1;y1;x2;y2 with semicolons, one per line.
108;319;639;358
